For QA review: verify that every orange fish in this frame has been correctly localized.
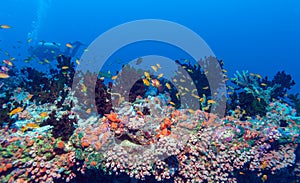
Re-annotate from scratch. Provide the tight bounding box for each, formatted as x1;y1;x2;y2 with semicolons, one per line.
66;43;73;48
39;112;48;118
0;25;11;29
0;72;9;79
26;123;40;128
9;107;23;116
261;160;267;169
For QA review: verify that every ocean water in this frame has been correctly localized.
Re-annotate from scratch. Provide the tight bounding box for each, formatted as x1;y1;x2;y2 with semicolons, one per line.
0;0;300;183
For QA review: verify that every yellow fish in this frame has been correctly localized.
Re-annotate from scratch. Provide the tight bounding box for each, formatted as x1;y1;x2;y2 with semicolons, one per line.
81;84;87;92
144;72;150;80
180;79;185;82
39;112;48;118
151;65;158;72
156;63;161;68
187;69;193;73
184;88;190;92
203;86;209;90
9;107;23;116
199;98;205;103
169;101;176;106
86;108;91;114
151;79;160;87
207;100;216;104
143;78;150;86
111;75;118;80
261;174;267;182
222;69;228;73
26;123;40;128
188;109;195;114
157;73;163;79
261;83;267;86
203;106;210;111
256;74;262;79
66;43;73;48
0;72;9;79
44;59;50;63
62;66;69;70
192;94;200;99
0;25;11;29
76;58;80;65
176;93;180;99
165;83;171;90
173;79;177;82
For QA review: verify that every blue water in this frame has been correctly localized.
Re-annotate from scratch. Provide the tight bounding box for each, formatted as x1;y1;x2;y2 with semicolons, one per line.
1;0;299;91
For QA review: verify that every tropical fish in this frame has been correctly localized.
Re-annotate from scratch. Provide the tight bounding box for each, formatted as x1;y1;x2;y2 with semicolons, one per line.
156;63;161;68
261;174;267;182
187;69;193;73
261;83;267;86
111;75;118;80
222;69;228;73
169;101;176;106
165;83;171;90
203;86;209;90
151;65;158;72
3;60;13;66
256;74;262;79
0;25;11;29
180;79;185;82
9;107;23;116
66;43;73;48
1;66;9;72
62;66;69;70
81;83;87;92
157;73;163;79
76;58;80;65
86;108;92;114
0;72;9;79
261;160;267;169
207;99;216;104
143;78;150;86
26;123;40;128
173;79;177;82
151;79;160;87
144;72;150;80
39;112;48;118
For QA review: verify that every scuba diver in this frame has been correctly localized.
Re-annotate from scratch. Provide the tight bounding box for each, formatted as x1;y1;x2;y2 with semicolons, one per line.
28;41;84;62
